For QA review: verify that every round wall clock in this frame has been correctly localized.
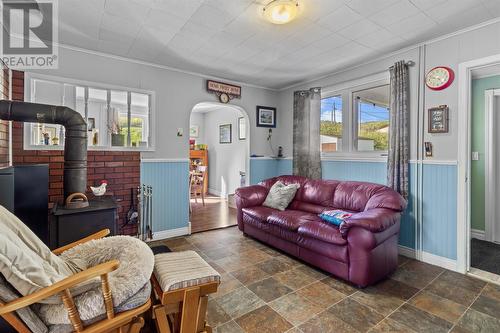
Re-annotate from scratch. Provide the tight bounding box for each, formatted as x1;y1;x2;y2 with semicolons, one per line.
425;66;454;91
219;93;230;103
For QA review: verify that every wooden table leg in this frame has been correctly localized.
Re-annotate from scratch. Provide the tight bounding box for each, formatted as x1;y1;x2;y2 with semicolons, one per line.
180;288;201;333
196;296;208;332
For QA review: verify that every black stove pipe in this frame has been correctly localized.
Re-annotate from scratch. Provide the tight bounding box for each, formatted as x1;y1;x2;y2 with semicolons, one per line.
0;100;87;199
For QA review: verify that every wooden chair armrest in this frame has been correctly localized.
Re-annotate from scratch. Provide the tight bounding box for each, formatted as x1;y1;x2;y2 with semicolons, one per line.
52;229;111;255
0;260;119;315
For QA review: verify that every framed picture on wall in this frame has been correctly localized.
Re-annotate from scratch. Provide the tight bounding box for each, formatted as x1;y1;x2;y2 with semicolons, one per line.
87;118;95;131
238;117;246;140
189;125;199;138
428;105;449;133
256;106;276;128
219;124;232;144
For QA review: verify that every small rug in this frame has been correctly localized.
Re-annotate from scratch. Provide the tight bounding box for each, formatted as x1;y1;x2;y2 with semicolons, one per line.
151;245;172;255
471;238;500;275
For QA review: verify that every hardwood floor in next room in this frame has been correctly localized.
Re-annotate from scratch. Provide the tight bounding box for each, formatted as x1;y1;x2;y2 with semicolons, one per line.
190;195;237;233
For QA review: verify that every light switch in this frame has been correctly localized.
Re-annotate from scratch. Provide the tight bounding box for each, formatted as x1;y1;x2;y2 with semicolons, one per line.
177;128;183;137
472;152;479;161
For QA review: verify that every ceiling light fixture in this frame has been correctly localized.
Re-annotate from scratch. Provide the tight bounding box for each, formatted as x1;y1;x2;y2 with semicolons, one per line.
263;0;299;25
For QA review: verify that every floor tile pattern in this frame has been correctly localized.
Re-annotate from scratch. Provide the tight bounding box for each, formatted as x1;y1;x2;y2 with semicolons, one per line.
154;226;500;333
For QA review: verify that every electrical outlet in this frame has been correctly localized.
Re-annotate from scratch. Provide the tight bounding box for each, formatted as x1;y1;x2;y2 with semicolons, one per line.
472;152;479;161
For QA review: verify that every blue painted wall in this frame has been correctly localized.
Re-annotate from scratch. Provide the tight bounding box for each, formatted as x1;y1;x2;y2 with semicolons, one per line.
140;161;190;232
422;164;457;259
322;160;387;184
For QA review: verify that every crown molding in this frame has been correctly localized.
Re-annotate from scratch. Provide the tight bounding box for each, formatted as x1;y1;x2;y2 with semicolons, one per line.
55;42;279;91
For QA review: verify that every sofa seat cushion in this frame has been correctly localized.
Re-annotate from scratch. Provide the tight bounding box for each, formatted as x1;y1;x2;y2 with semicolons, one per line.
242;206;277;221
297;221;347;246
267;210;322;231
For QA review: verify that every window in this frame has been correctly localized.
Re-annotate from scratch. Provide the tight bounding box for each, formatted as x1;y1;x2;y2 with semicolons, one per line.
353;84;390;151
321;74;390;156
320;95;343;152
26;74;154;151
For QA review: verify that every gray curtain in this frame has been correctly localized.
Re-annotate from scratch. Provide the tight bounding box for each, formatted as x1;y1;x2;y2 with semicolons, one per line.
387;61;410;198
293;87;321;179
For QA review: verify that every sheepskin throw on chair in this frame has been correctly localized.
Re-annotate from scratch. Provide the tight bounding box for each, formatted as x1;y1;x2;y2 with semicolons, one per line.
293;87;322;179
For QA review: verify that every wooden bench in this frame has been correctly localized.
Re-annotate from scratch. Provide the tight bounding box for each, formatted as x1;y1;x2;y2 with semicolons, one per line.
151;251;220;333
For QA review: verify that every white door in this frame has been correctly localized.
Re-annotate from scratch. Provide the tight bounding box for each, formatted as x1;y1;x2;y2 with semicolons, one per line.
485;89;500;243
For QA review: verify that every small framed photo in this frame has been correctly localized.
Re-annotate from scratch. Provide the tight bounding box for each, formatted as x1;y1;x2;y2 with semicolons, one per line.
256;106;276;128
238;117;246;140
428;105;449;133
189;125;199;138
219;124;232;144
87;117;95;131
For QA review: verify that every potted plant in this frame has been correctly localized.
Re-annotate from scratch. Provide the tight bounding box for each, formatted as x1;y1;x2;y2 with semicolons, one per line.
108;107;125;146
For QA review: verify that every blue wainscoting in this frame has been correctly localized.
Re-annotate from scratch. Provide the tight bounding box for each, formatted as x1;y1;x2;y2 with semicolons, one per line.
399;163;416;249
322;160;387;184
422;163;457;260
140;160;190;232
277;158;293;176
250;158;279;184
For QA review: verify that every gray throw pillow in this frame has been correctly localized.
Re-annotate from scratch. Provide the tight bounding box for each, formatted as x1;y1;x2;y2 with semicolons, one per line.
262;181;300;211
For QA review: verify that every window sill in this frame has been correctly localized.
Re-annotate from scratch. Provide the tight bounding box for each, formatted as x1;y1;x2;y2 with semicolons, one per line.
23;144;155;152
320;153;388;162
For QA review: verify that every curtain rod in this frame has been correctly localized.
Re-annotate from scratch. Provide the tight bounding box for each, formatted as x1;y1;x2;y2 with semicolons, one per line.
389;61;415;69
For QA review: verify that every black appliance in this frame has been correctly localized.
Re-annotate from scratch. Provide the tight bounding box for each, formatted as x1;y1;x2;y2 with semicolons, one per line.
50;196;118;249
0;165;49;243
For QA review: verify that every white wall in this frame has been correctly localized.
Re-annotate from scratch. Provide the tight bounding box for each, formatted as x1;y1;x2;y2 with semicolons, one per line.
26;46;280;159
192;108;246;197
189;112;205;144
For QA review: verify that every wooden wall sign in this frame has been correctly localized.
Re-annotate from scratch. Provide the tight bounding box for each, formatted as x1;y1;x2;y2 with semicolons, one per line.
428;105;449;133
207;80;241;103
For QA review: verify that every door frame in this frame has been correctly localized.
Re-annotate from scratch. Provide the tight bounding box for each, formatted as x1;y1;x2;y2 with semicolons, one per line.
485;89;500;243
457;53;500;274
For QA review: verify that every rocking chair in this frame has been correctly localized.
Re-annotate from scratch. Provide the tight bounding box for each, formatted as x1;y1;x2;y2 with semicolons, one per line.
0;205;154;333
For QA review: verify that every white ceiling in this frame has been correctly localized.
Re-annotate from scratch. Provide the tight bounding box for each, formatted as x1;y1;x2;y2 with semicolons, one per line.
58;0;500;89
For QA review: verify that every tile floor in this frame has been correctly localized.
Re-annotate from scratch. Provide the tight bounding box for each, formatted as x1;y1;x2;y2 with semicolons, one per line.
152;226;500;333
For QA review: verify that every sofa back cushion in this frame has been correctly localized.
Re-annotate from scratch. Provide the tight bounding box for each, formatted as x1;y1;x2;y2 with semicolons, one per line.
259;177;406;213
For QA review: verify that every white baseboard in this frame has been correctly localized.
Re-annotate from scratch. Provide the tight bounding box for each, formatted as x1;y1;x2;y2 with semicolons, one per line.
471;229;485;240
398;245;457;272
151;223;191;241
398;245;416;258
208;188;225;197
421;251;457;271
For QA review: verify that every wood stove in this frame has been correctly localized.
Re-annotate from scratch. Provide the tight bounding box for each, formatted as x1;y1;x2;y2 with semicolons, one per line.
50;196;117;249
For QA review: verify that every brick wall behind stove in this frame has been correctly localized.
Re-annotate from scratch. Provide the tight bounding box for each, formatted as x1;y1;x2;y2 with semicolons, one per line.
11;71;140;235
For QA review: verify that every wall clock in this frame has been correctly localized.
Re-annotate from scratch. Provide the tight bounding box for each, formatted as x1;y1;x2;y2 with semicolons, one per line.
425;66;454;91
219;93;230;104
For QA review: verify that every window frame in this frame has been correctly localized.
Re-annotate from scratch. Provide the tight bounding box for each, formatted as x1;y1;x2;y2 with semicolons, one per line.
321;72;390;160
24;72;155;152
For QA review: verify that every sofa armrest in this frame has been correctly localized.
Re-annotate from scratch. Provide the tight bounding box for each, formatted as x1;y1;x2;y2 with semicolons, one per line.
340;208;401;237
234;185;269;231
235;185;269;209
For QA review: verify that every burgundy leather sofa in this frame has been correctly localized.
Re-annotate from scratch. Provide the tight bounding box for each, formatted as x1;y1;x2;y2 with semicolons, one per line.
235;175;407;287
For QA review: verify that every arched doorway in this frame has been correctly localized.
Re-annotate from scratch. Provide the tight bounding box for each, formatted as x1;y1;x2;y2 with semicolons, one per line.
188;102;250;233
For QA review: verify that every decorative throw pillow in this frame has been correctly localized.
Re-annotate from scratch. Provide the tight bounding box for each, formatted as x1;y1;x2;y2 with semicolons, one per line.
319;210;353;226
262;181;300;211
